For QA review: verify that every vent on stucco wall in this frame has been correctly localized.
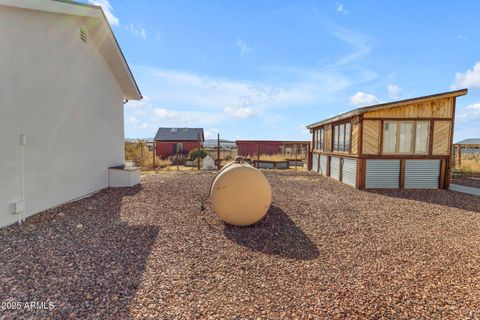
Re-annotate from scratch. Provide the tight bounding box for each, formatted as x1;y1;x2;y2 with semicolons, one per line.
80;28;87;43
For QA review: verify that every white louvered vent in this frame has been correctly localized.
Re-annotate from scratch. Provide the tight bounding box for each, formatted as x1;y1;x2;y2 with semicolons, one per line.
80;28;87;43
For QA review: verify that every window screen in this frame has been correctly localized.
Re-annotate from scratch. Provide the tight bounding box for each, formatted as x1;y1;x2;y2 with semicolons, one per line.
383;121;431;154
383;122;397;153
398;122;413;153
345;123;351;152
338;124;345;151
333;125;339;151
415;121;429;154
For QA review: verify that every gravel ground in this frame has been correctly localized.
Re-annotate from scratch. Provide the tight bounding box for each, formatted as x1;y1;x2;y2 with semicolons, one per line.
1;171;480;319
452;174;480;189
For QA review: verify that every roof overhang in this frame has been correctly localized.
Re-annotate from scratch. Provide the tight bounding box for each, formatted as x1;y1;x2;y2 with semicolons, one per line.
0;0;142;100
306;89;468;129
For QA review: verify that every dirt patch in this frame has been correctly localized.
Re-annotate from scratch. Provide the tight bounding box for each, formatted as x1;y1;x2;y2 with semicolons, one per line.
1;171;480;319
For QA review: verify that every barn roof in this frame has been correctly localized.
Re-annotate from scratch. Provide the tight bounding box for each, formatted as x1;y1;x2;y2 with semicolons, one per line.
455;138;480;145
0;0;142;100
306;89;468;129
154;128;204;141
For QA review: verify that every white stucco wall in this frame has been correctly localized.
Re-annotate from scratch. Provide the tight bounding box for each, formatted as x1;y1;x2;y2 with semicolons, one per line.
0;6;125;227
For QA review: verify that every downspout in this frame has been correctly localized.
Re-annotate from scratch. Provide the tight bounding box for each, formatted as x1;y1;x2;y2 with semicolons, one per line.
19;133;27;224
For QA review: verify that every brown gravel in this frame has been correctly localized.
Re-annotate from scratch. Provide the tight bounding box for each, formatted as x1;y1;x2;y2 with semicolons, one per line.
1;171;480;319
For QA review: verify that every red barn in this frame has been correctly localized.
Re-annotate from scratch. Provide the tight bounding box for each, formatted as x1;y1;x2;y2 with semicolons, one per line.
154;128;204;159
236;140;310;157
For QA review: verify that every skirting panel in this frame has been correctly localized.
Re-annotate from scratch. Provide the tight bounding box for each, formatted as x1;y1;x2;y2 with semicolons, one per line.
330;157;340;180
341;158;357;187
405;160;440;189
312;153;319;172
365;160;400;189
319;155;328;175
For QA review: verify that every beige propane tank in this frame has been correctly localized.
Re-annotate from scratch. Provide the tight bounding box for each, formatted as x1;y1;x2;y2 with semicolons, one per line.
210;157;272;226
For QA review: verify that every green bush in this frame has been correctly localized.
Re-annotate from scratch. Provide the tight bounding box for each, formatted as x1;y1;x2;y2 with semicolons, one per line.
188;148;208;161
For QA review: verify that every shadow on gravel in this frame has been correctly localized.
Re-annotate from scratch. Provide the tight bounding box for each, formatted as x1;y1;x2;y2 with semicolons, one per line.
365;189;480;213
223;205;319;260
0;184;158;320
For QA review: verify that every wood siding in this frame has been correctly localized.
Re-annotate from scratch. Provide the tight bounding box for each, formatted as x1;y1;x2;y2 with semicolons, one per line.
351;117;359;155
362;120;381;155
432;121;452;155
324;124;332;152
363;97;453;119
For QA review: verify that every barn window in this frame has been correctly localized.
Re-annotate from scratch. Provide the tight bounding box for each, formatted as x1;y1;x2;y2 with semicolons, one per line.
333;122;351;152
315;127;324;150
177;143;183;153
383;121;430;154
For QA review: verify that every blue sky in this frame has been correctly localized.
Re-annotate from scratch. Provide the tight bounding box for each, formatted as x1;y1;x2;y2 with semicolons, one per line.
87;0;480;141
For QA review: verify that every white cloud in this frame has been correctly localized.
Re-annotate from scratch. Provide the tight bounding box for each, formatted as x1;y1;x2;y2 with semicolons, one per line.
204;128;220;139
452;62;480;89
126;96;150;115
387;85;401;99
262;113;283;124
126;116;149;129
236;38;252;56
88;0;119;26
329;26;373;67
457;103;480;120
300;124;310;136
224;106;257;119
350;91;380;107
454;103;480;141
126;23;147;40
127;96;149;108
138;66;359;113
153;108;223;126
336;3;348;14
154;108;183;121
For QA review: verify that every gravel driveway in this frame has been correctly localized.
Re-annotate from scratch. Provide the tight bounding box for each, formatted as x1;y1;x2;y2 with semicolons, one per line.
1;171;480;319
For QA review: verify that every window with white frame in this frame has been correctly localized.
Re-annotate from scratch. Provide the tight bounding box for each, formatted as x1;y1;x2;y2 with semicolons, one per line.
383;121;429;154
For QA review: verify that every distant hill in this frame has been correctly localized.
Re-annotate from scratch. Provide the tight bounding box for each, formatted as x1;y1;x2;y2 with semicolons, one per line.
203;139;236;148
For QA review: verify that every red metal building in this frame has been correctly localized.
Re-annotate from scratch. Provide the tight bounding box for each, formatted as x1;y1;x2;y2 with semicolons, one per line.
236;140;310;157
154;128;204;159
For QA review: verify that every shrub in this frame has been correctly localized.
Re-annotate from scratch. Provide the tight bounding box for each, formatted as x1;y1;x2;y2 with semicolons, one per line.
188;148;208;161
168;154;187;165
124;140;168;170
456;155;480;173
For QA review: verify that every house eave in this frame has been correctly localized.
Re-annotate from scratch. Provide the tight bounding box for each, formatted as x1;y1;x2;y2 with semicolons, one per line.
0;0;142;100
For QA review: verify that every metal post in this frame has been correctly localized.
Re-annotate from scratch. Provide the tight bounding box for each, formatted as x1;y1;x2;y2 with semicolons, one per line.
217;133;221;170
256;144;260;169
295;144;298;172
152;141;156;170
457;145;462;168
198;132;201;170
176;148;179;171
307;144;311;171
